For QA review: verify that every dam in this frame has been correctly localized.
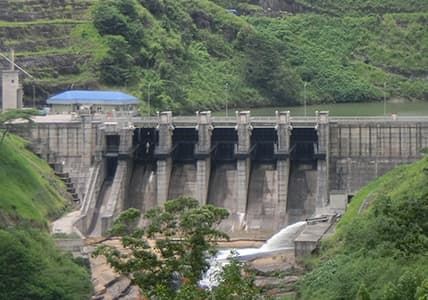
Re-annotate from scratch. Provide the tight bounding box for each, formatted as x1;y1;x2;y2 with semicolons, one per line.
15;110;428;237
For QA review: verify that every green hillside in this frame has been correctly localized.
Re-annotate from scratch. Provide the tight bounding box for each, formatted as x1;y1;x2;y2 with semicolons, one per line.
0;134;91;300
1;0;427;113
0;135;67;226
294;0;428;15
298;156;428;299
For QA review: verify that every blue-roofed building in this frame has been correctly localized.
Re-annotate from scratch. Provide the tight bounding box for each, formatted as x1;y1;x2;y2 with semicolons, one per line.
46;90;139;113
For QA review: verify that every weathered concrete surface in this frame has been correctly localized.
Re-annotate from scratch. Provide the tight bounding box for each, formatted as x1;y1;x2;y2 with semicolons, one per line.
195;158;210;205
14;112;428;237
294;222;331;257
126;162;157;212
54;238;84;254
287;163;318;224
51;210;81;235
74;161;105;236
246;163;278;233
168;163;197;200
156;158;172;206
329;120;428;195
101;160;132;236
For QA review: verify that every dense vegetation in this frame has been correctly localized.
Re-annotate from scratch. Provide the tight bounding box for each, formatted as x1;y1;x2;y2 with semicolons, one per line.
298;156;428;299
250;13;428;104
0;229;91;300
95;197;262;299
0;134;92;299
0;135;66;226
1;0;426;113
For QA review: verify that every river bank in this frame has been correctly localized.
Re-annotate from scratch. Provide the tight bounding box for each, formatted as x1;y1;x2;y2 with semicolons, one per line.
87;238;303;299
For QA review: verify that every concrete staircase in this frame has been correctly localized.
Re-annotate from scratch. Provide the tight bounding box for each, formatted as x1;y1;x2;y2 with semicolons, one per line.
50;163;80;204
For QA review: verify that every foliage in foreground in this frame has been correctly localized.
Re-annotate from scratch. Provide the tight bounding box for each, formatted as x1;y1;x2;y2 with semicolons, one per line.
298;156;428;299
0;134;91;300
94;196;263;299
0;228;92;300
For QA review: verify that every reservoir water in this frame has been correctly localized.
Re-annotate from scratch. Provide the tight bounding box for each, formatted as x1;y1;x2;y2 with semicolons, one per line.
213;101;428;116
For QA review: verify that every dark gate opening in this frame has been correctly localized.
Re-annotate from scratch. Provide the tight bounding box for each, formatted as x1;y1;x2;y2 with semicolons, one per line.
211;128;237;162
251;128;276;162
290;127;318;162
172;128;197;162
106;135;120;153
134;128;157;161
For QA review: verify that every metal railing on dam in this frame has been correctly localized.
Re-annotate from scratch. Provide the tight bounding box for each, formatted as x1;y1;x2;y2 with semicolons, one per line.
120;114;428;126
31;113;428;127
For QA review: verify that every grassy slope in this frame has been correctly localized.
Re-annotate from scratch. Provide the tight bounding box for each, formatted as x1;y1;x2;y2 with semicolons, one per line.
0;135;91;300
0;135;67;226
298;157;428;299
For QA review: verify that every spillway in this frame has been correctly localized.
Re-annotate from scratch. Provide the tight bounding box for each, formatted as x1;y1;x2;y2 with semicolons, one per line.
208;163;237;209
88;179;113;237
126;162;157;212
286;162;317;224
168;163;197;200
246;163;278;232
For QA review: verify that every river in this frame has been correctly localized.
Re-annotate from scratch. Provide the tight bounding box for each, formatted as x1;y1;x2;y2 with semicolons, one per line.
200;221;307;288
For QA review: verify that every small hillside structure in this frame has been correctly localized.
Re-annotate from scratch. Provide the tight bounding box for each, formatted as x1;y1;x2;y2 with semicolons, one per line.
0;63;23;111
47;90;139;113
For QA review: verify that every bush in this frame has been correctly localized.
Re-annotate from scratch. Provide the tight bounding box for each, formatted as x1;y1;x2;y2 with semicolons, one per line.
0;229;91;300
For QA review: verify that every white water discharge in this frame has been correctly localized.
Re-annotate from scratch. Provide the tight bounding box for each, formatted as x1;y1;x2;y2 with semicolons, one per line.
260;221;307;251
200;221;307;288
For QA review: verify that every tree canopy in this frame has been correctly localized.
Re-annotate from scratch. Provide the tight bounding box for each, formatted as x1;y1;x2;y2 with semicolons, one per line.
94;196;231;298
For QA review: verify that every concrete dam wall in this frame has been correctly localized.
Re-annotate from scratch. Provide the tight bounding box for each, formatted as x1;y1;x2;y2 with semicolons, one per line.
17;112;428;237
329;120;427;195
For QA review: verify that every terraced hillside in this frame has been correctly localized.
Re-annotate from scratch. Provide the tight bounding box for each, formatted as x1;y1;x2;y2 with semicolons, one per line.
0;0;426;113
0;0;96;102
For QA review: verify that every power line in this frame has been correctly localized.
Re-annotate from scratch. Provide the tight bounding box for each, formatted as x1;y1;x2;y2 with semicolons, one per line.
0;50;34;79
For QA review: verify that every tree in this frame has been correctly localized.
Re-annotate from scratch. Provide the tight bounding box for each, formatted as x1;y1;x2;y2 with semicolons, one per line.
238;29;301;105
94;197;229;299
357;283;371;300
98;35;135;85
92;2;129;37
211;257;260;300
383;271;419;300
416;279;428;300
0;109;38;144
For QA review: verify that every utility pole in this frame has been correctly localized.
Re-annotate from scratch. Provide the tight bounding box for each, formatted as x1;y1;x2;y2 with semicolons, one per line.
147;82;152;118
32;84;36;108
0;49;35;109
304;81;308;117
383;82;387;116
225;82;229;117
0;50;33;78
